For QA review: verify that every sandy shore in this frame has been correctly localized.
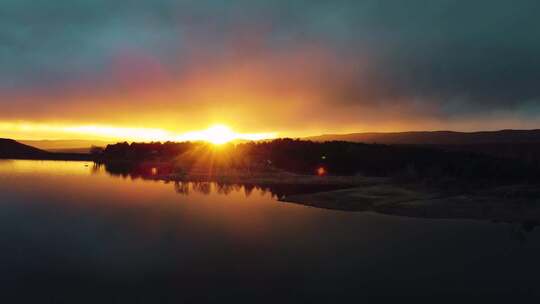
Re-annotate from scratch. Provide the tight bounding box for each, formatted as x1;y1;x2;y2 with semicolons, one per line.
282;184;540;222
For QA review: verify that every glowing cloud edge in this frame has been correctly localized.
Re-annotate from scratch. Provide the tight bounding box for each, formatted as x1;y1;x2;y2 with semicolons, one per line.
0;122;278;143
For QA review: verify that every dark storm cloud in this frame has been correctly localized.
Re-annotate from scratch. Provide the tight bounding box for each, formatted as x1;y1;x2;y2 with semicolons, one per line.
1;0;539;119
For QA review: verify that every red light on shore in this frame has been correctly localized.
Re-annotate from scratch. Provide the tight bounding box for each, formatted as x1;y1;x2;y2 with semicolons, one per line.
317;167;326;176
151;167;158;175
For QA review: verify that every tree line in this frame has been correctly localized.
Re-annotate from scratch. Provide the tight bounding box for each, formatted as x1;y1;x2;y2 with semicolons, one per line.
95;139;540;184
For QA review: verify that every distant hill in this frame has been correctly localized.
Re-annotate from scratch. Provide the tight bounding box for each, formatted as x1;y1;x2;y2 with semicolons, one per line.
0;138;48;158
19;139;113;152
0;139;92;161
46;147;95;153
306;130;540;145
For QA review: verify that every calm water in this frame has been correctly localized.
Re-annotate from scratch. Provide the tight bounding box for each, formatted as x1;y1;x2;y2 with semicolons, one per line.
1;160;540;302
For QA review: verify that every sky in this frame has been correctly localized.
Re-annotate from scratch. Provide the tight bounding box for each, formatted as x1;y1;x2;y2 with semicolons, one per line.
1;0;540;141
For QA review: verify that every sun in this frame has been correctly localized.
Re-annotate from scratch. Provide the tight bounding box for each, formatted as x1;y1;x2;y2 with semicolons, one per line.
173;124;277;144
203;124;237;145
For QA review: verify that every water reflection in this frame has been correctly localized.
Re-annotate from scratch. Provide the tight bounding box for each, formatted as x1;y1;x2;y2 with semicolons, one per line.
2;160;540;301
170;180;346;200
508;221;540;243
96;161;350;200
0;159;94;175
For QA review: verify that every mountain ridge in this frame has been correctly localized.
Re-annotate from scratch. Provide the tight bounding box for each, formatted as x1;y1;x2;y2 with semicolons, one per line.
305;129;540;145
19;139;114;152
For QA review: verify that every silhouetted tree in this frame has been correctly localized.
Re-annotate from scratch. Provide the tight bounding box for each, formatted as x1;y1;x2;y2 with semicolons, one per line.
90;146;104;156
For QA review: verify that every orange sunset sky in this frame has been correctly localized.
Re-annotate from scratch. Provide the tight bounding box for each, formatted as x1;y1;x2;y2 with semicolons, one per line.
1;1;539;142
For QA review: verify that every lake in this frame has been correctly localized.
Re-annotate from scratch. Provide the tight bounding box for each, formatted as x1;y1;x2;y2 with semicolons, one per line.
1;160;539;302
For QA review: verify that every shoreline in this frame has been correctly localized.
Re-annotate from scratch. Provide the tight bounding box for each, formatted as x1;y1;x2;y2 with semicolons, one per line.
282;184;540;222
5;158;540;222
160;172;384;186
